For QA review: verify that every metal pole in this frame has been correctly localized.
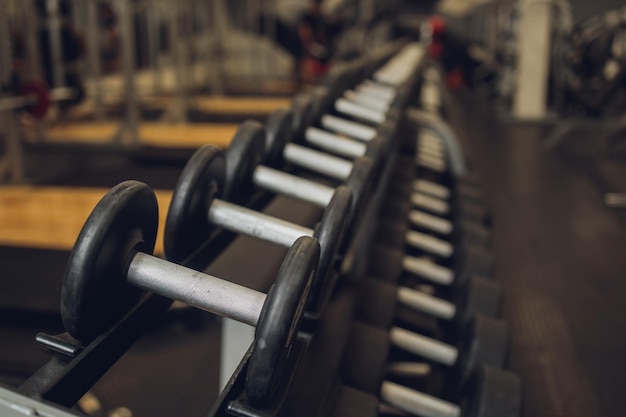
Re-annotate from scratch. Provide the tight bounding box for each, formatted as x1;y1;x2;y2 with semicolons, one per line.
116;0;139;145
46;0;65;89
22;0;47;141
210;0;227;95
85;0;104;121
146;1;163;94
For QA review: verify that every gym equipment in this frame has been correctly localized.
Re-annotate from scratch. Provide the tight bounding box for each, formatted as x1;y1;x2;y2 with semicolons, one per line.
389;177;487;223
347;315;508;384
0;82;75;119
263;108;385;183
382;207;490;247
374;219;494;278
224;120;373;228
61;180;320;407
357;276;501;328
341;323;521;417
367;243;489;287
164;145;351;316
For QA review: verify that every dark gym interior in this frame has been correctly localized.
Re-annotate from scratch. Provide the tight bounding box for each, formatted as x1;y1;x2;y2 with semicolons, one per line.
1;1;625;417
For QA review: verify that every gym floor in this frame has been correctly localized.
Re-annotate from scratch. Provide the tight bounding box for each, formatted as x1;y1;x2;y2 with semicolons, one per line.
2;92;626;417
449;93;626;417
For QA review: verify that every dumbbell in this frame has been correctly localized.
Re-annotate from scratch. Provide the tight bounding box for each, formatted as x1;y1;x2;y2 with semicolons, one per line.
60;180;320;407
331;375;520;417
261;108;384;184
340;323;521;417
374;219;494;278
164;145;351;317
349;298;508;384
351;279;508;382
367;243;489;288
380;203;490;248
389;167;485;206
383;189;491;233
356;276;501;329
288;92;400;170
224;120;374;236
380;194;491;242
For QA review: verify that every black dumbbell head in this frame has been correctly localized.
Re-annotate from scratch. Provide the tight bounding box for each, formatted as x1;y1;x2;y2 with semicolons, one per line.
61;181;159;342
462;366;522;417
454;276;503;326
246;236;320;407
291;93;316;140
330;386;379;417
306;186;353;318
356;278;398;329
367;243;404;284
344;157;375;234
455;314;509;386
164;145;225;263
224;120;265;204
264;108;293;167
341;323;391;395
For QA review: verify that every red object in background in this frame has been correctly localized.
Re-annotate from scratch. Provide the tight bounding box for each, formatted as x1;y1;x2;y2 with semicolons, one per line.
428;16;446;39
301;57;329;83
310;59;329;77
428;41;443;58
446;67;466;90
19;80;51;119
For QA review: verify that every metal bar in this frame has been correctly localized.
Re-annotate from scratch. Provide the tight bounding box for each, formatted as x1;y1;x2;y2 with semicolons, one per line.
46;0;65;88
408;210;453;235
335;98;385;124
402;256;454;286
253;165;334;208
208;199;314;248
283;143;353;181
413;180;450;200
116;0;139;144
127;253;266;327
410;193;450;215
405;230;454;257
305;127;366;159
389;327;458;366
381;382;461;417
85;0;104;121
396;287;456;320
320;115;377;142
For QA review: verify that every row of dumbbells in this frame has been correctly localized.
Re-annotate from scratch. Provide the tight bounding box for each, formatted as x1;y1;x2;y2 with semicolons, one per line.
18;43;426;416
325;71;522;417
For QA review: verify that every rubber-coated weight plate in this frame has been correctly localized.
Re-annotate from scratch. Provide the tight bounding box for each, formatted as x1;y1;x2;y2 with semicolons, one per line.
264;108;292;167
367;243;404;283
224;121;265;204
291;93;315;140
463;366;522;417
246;236;320;407
341;323;391;395
455;277;502;326
61;181;158;342
164;145;225;262
307;186;352;316
344;157;375;232
456;314;509;386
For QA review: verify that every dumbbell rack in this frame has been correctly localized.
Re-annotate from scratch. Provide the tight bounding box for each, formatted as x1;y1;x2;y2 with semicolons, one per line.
0;41;522;417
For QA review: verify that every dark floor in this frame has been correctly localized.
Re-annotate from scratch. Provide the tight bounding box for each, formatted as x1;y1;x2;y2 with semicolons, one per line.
3;93;626;416
449;93;626;417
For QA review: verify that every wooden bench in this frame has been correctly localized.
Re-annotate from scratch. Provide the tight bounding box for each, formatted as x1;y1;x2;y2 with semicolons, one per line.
0;186;172;255
41;122;240;149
